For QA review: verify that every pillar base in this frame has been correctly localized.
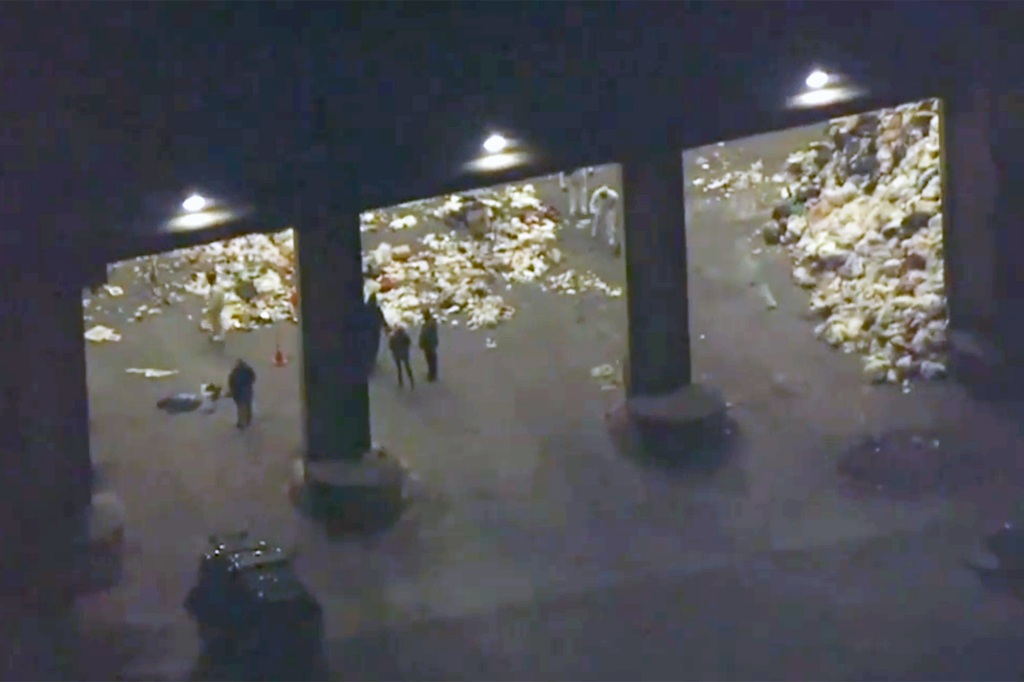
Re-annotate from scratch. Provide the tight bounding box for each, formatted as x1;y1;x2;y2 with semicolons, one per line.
964;522;1024;600
289;446;410;533
948;329;1024;400
73;490;126;596
606;383;730;466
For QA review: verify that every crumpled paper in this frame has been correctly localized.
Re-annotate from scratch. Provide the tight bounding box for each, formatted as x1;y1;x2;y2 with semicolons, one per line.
125;368;178;378
590;362;622;391
85;325;122;343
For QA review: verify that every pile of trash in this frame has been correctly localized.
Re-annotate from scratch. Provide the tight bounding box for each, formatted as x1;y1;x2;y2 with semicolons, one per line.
761;98;946;384
546;269;623;297
364;183;621;329
86;229;299;340
88;182;624;340
178;230;298;331
691;158;768;196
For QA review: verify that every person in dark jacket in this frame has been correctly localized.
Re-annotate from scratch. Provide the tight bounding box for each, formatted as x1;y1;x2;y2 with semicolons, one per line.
418;309;439;382
367;292;388;363
388;325;414;389
228;359;257;429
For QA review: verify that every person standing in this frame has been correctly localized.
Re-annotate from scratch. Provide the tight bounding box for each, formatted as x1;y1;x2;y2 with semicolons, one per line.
205;270;227;342
589;185;622;256
367;292;389;362
418;309;439;382
228;359;256;429
388;325;414;389
559;167;592;219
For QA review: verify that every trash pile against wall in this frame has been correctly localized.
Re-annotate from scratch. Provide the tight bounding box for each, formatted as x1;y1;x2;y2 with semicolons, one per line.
761;98;947;384
88;182;622;340
179;230;298;331
361;183;622;329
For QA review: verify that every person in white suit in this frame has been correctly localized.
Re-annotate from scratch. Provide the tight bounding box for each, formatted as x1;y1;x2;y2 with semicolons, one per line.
589;185;621;255
205;270;227;342
558;167;594;219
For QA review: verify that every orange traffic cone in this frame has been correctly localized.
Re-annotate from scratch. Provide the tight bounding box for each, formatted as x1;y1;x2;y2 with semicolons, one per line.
273;345;288;367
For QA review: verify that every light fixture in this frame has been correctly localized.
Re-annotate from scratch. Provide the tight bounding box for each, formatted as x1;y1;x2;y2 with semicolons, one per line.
465;150;530;174
805;69;830;91
482;133;509;155
182;193;208;213
168;209;235;232
788;84;865;110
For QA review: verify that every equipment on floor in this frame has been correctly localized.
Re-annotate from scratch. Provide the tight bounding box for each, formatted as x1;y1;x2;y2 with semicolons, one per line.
185;531;324;680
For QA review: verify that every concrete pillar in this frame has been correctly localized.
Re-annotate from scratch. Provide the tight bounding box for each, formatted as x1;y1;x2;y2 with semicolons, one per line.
942;84;998;336
621;149;692;396
990;88;1024;366
296;204;372;461
292;159;407;530
613;150;727;462
0;270;92;677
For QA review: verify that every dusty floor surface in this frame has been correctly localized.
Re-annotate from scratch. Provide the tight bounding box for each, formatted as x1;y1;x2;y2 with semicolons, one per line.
68;131;1024;681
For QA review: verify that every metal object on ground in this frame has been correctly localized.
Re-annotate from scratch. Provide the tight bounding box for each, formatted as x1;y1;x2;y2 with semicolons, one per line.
185;531;324;680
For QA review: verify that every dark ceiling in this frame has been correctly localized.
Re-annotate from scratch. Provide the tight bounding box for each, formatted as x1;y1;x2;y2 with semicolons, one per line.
0;1;1016;265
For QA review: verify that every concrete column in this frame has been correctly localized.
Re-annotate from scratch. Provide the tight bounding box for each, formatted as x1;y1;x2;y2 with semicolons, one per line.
613;150;727;462
621;149;692;396
942;84;998;336
296;203;372;461
0;271;91;614
294;194;408;529
990;88;1024;365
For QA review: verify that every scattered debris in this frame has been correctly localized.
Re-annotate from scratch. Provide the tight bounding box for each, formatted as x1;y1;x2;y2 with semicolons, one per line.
85;325;122;343
692;159;772;195
547;269;623;298
485;338;497;349
388;215;418;231
103;285;124;297
763;99;946;384
590;362;621;390
757;283;778;310
97;180;626;340
131;305;164;321
695;99;945;385
125;368;179;379
364;183;620;330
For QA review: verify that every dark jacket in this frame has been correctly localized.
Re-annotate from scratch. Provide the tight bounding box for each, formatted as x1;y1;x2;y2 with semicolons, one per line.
368;295;387;331
228;361;256;402
388;328;411;360
419;317;439;351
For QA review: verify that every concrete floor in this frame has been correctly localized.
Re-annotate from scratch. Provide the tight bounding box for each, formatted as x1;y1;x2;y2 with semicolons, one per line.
73;133;1024;681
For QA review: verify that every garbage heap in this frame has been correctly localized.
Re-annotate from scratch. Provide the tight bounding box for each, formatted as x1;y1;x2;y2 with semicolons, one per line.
94;182;622;339
363;183;622;330
762;98;946;384
178;230;298;332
